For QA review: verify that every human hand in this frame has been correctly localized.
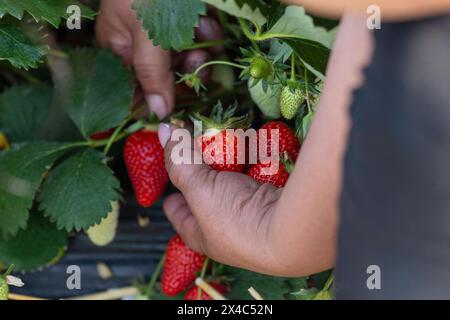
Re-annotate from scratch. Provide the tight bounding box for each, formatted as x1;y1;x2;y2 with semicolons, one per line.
157;124;291;275
95;0;223;119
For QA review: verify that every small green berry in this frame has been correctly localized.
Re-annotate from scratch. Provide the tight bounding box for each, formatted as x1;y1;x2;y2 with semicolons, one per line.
249;56;273;79
280;83;305;120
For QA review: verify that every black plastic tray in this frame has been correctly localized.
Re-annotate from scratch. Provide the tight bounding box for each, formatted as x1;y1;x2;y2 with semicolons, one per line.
12;198;174;299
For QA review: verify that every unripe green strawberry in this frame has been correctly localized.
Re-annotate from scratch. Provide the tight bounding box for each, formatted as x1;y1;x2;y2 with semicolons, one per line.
0;277;8;300
249;56;273;79
280;82;304;120
87;201;119;246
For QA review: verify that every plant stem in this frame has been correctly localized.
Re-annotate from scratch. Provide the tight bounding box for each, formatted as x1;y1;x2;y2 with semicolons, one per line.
3;264;14;277
147;254;166;297
102;105;147;155
322;273;334;292
194;60;245;76
238;18;260;51
304;66;312;113
181;40;226;51
290;55;296;81
197;257;210;299
253;33;305;42
46;49;68;59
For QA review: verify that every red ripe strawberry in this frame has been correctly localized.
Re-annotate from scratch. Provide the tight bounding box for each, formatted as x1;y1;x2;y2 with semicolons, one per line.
161;235;206;296
184;282;228;300
248;121;300;188
90;128;115;140
247;155;293;188
258;121;300;161
124;129;168;207
191;101;250;173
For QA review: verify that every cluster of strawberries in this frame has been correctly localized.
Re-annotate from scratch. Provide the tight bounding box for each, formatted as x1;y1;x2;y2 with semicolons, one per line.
123;120;300;207
116;106;300;299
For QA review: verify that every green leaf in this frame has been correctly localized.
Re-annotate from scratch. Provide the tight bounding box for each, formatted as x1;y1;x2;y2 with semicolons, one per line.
0;25;46;69
224;266;291;300
248;80;281;119
0;85;52;142
0;143;73;237
133;0;206;51
264;6;337;77
39;148;121;232
66;49;133;138
269;40;292;63
203;0;266;26
0;0;96;28
265;2;285;29
0;211;67;271
267;6;336;49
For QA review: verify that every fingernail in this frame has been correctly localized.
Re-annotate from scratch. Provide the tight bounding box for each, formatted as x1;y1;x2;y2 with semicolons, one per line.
146;95;168;120
158;123;171;148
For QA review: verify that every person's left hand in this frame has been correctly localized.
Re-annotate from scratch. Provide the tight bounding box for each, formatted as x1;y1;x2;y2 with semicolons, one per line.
96;0;224;119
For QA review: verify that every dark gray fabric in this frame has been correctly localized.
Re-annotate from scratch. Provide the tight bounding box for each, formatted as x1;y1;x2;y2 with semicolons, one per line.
336;14;450;299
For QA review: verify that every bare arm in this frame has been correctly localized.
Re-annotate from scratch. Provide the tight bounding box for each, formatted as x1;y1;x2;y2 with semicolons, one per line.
268;12;374;275
160;13;374;277
285;0;450;21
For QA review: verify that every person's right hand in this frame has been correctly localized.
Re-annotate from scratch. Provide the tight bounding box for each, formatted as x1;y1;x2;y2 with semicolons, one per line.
158;124;289;275
95;0;223;119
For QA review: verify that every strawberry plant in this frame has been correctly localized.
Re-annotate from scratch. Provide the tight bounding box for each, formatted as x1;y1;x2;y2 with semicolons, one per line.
0;0;337;299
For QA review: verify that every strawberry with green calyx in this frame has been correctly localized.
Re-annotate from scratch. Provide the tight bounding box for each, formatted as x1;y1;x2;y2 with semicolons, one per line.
239;48;275;84
190;101;250;173
161;235;206;296
248;121;300;188
280;80;305;120
249;56;273;80
124;125;169;208
258;121;301;161
87;201;120;246
247;152;294;188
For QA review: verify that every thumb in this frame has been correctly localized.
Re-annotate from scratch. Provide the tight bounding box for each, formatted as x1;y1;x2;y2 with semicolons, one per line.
132;24;175;119
158;123;211;198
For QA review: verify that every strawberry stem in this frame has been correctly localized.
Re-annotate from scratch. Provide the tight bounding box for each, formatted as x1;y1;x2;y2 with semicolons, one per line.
2;264;14;277
194;61;246;77
197;257;210;299
290;55;296;81
102;105;147;155
322;273;334;292
304;64;312;113
181;39;226;51
146;254;166;297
